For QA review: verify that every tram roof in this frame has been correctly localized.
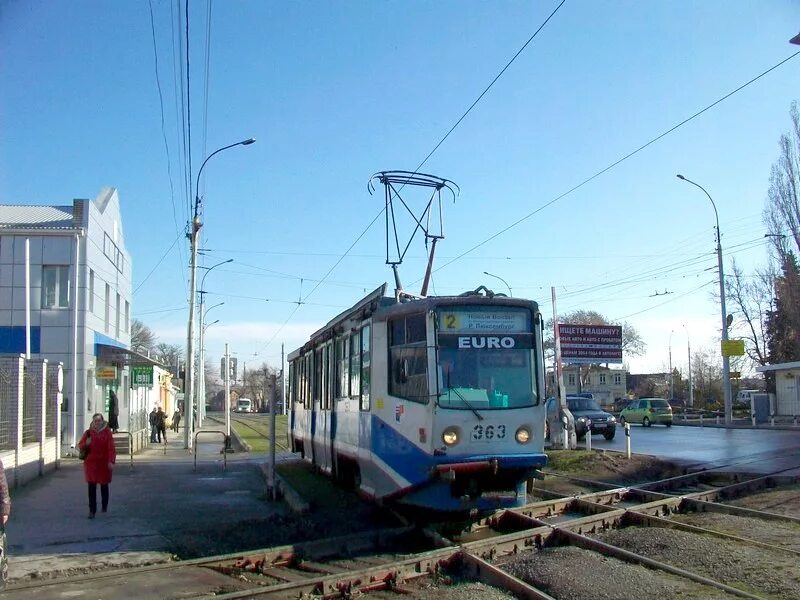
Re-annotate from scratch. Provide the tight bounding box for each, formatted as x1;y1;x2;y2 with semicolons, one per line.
287;284;539;359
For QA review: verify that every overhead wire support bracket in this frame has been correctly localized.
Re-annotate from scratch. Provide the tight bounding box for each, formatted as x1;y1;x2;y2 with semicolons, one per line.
368;170;458;298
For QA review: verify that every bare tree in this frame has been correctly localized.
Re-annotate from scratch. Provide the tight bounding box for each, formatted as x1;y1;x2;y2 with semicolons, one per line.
764;101;800;263
130;319;156;354
153;343;184;367
725;259;774;368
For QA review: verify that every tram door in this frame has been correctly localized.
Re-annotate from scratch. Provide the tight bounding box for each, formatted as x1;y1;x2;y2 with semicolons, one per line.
302;354;314;463
312;347;332;473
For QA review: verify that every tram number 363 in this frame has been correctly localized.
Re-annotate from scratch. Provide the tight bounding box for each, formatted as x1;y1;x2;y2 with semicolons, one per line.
471;424;506;441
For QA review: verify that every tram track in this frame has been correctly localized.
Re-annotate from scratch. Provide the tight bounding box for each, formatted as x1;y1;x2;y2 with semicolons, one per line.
7;465;800;599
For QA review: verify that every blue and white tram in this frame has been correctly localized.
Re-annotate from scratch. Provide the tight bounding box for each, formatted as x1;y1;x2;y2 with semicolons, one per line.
288;284;547;513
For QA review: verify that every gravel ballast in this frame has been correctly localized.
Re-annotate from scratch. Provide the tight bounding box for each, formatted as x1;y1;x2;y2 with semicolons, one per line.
597;526;800;599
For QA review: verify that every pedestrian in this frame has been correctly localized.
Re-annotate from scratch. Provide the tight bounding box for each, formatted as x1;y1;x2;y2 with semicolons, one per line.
156;406;167;443
171;408;181;432
78;413;116;519
0;458;10;589
108;389;120;433
149;406;158;443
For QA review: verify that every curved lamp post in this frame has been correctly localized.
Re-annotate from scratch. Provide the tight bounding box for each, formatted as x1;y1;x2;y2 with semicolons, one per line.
682;323;693;408
676;174;732;424
197;294;226;426
196;259;232;427
185;139;254;449
483;271;512;297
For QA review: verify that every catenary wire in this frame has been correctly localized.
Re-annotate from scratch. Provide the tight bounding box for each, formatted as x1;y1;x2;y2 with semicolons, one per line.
147;0;186;297
424;50;800;280
252;2;568;355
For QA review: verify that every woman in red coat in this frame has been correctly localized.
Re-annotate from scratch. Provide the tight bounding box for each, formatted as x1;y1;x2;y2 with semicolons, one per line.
78;413;116;519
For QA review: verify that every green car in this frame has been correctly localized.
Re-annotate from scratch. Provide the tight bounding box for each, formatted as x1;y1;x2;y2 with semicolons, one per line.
619;398;673;427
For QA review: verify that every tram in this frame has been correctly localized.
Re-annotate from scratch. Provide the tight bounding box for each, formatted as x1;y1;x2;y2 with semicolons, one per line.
288;284;548;513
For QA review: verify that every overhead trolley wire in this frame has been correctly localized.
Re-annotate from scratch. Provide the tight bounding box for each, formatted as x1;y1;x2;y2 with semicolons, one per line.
255;1;568;355
147;0;187;296
426;49;800;279
133;232;183;296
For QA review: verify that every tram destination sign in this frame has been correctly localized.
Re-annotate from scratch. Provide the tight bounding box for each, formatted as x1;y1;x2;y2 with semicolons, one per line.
558;324;623;364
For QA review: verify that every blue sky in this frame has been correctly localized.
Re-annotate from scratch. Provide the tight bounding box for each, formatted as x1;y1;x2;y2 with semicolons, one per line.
2;1;799;377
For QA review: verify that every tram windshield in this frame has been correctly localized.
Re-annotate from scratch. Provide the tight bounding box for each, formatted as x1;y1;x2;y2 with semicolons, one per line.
435;306;538;409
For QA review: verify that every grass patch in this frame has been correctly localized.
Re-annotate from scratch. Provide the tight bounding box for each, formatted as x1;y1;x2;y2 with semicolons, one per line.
228;414;289;453
546;450;597;474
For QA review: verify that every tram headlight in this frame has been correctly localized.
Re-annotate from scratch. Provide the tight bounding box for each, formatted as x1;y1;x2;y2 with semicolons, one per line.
515;426;531;444
442;427;460;446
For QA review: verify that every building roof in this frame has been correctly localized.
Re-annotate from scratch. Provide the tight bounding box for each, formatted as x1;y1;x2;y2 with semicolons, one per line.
0;205;75;230
756;361;800;373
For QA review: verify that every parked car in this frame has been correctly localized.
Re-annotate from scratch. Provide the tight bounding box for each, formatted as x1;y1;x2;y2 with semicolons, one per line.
619;398;673;427
546;395;617;440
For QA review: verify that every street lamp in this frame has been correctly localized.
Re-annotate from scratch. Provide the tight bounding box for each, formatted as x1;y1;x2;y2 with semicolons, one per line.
197;295;225;426
185;139;254;449
682;323;693;408
676;174;732;424
668;329;674;400
483;271;512;297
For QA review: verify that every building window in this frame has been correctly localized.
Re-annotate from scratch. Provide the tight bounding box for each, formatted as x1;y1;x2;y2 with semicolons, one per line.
599;374;607;385
568;373;575;386
614;374;621;385
125;300;130;333
41;265;70;308
115;293;121;338
105;284;110;332
89;270;95;313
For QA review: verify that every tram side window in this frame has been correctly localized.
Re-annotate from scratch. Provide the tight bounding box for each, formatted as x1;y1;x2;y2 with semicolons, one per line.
350;331;360;400
389;314;428;403
361;325;370;411
321;345;329;410
336;337;349;398
327;342;335;408
314;348;322;407
304;354;312;409
288;363;295;405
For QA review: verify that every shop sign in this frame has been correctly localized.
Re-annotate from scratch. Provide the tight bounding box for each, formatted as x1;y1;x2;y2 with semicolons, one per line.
132;366;154;386
96;366;118;380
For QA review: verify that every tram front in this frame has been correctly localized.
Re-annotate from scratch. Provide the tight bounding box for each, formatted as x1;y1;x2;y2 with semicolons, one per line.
416;298;547;512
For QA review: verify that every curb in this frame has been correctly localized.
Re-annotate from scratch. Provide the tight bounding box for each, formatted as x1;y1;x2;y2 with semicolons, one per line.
258;463;310;514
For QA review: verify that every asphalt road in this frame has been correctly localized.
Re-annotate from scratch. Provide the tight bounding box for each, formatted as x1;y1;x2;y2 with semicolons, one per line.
577;422;800;474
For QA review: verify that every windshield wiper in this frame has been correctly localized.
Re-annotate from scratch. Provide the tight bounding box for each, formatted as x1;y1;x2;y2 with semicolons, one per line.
443;372;484;420
446;386;484;420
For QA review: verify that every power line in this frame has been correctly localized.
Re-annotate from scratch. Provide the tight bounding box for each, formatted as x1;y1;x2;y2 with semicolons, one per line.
185;0;193;210
411;0;567;177
147;0;182;262
133;232;183;295
261;1;568;352
427;50;800;279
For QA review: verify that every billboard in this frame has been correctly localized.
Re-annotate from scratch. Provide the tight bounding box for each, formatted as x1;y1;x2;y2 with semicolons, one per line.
558;324;623;364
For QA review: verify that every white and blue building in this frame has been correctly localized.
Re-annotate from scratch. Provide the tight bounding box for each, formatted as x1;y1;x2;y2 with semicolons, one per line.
0;188;153;451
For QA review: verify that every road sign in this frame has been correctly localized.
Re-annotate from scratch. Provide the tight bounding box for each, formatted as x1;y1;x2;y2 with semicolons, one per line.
721;339;745;357
558;324;623;364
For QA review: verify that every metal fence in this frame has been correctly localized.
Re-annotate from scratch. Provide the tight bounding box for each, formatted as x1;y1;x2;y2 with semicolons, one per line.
22;367;39;443
0;369;10;449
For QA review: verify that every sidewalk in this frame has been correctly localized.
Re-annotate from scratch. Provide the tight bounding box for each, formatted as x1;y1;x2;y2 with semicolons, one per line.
6;420;288;582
